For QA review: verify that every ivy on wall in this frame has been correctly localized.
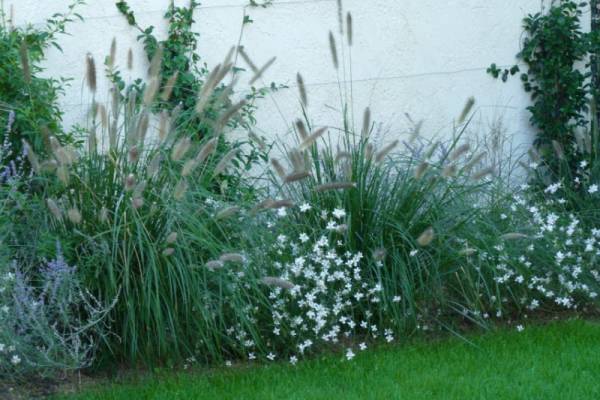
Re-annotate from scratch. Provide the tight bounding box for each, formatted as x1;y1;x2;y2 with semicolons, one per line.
488;0;600;178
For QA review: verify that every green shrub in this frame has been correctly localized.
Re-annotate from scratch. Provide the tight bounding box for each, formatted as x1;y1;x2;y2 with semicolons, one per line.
0;1;84;170
488;0;599;180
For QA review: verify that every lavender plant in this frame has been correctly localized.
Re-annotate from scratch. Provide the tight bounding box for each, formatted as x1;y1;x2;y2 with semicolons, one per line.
0;241;111;380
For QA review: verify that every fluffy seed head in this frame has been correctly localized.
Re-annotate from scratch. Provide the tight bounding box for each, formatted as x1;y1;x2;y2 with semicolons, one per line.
99;207;109;223
261;276;295;290
108;37;117;69
127;48;133;70
501;232;529;240
143;77;160;106
214;149;239;175
67;208;82;224
424;141;439;160
328;31;339;70
248;132;267;151
219;253;246;263
22;140;40;173
197;138;218;164
295;119;309;141
458;97;475;124
414;162;430;180
128;146;140;163
299;127;327;151
284;171;311;184
166;232;178;244
315;181;356;192
375;140;399;163
161;72;179;102
296;73;308;107
174;179;188;200
552;140;565;160
147;154;162;178
46;199;62;220
335;151;351;164
216;206;241;220
182;159;199;177
362;107;371;137
206;260;225;270
336;0;343;34
417;227;435;247
85;53;97;93
149;46;163;78
449;144;471;161
442;164;457;178
373;248;387;261
346;12;353;46
459;247;477;256
238;46;259;73
271;158;287;179
464;152;487;172
472;166;494;180
195;64;223;114
131;197;144;209
171;137;192;161
162;248;175;257
266;199;295;209
135;112;150;146
19;41;31;84
288;149;306;172
216;100;247;132
249;57;277;85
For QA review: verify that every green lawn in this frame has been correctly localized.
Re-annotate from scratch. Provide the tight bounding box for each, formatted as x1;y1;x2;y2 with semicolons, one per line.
57;319;600;400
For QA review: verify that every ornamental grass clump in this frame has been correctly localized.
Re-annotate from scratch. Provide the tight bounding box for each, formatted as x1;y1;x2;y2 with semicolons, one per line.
255;6;504;336
20;46;272;364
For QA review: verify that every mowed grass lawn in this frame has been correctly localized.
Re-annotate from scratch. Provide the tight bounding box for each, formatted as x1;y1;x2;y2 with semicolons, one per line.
57;319;600;400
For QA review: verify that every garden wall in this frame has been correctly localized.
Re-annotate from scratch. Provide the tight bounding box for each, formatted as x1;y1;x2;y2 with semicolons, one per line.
10;0;577;149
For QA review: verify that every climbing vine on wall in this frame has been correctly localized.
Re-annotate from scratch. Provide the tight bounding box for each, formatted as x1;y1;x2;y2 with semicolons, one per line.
113;0;284;195
488;1;599;178
114;0;278;142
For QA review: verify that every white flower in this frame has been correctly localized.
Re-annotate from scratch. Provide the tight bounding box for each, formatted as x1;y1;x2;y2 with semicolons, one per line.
516;325;524;332
359;343;367;351
345;348;355;360
267;352;276;361
392;296;402;303
225;360;232;367
299;203;312;212
299;233;310;243
544;182;561;194
409;250;418;257
326;221;338;231
290;355;298;365
277;207;288;217
10;355;21;365
588;184;598;194
332;208;346;219
248;352;256;360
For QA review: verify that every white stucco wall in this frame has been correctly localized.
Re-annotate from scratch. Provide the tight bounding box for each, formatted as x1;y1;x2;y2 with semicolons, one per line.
9;0;583;151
